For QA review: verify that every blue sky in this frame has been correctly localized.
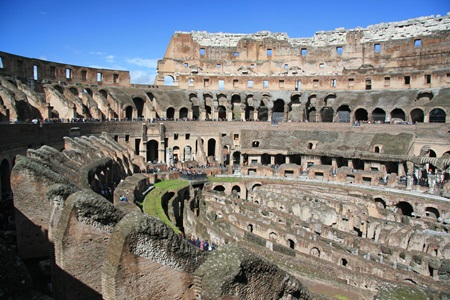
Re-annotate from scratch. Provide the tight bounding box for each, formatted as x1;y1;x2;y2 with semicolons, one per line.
1;0;448;84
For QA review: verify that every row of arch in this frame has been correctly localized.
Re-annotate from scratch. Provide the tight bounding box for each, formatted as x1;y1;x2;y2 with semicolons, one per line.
163;104;447;123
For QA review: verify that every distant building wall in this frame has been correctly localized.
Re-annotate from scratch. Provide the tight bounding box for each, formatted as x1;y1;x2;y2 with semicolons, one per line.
0;51;130;87
156;14;450;91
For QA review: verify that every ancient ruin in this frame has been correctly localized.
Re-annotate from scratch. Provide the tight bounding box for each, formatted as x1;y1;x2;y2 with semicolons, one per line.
0;13;450;299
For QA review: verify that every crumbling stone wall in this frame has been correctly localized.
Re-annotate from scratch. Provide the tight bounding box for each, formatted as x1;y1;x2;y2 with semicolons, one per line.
196;179;450;295
10;133;311;299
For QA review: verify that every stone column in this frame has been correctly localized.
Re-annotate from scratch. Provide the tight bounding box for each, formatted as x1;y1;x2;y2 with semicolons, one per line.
428;174;436;194
397;162;405;177
141;123;148;158
284;104;289;121
200;108;206;121
332;158;337;169
253;110;258;121
406;174;412;190
227;107;233;121
71;104;77;120
46;103;53;120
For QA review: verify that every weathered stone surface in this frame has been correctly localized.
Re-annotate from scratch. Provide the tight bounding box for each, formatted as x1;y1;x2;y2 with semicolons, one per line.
194;244;311;300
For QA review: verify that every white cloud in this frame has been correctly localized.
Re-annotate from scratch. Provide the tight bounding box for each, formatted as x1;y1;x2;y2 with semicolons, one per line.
126;57;158;69
39;56;48;61
130;70;157;84
90;51;106;56
104;55;115;63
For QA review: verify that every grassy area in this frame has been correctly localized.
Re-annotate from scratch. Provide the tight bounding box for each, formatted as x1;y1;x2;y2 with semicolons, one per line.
142;179;189;234
208;176;243;182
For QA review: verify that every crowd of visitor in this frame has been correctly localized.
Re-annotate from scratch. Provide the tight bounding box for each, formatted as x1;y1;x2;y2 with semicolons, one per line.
179;233;216;251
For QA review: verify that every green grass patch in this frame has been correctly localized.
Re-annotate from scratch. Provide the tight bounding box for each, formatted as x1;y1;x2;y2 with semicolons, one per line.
208;176;243;182
142;179;189;234
334;295;349;300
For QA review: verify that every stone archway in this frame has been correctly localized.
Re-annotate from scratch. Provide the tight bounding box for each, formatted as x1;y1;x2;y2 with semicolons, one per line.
147;140;159;163
164;75;175;86
166;107;175;120
321;107;334;122
355;108;368;122
429;108;446;123
125;106;133;120
179;107;188;119
272;99;285;122
410;108;424;123
337;105;351;123
391;108;406;121
133;97;145;119
396;201;414;216
372;108;386;122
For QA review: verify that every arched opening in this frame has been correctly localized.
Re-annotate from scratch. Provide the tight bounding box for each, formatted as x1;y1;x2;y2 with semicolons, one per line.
261;153;270;165
337;105;351;123
99;89;108;99
213;185;225;192
69;87;78;96
391;108;406;121
147;140;159;163
133;98;145;119
248;224;254;233
396;201;414;216
307;107;316;122
429;108;446;123
424;207;440;219
164;75;175;86
172;146;180;163
125;106;133;120
222;146;230;165
269;232;278;241
203;106;211;119
207;138;216;158
166;107;175;120
374;197;386;209
354;108;368;122
252;184;261;192
218;105;226;120
417;91;434;101
232;185;241;198
288;239;295;249
84;88;93;97
372;108;386;122
258;102;268;121
54;85;64;94
246;106;255;121
274;154;285;165
374;146;381;153
231;94;241;120
310;247;320;257
192;106;200;120
341;258;348;267
272;99;285;123
179;107;188;119
410;108;424;123
232;151;241;165
321;107;334;122
1;159;11;200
